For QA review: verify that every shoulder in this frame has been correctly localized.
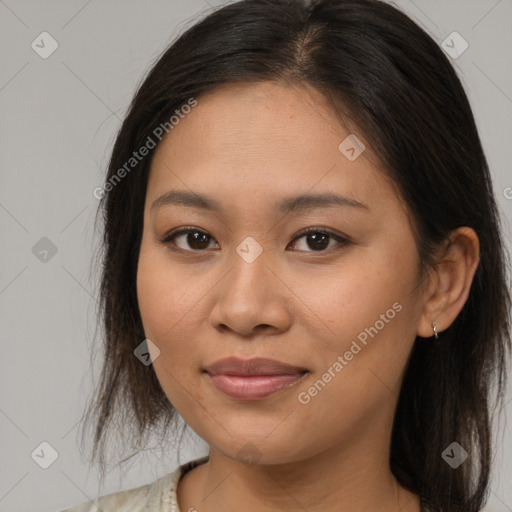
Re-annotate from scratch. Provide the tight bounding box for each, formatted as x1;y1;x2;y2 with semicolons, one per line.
58;479;153;512
58;456;209;512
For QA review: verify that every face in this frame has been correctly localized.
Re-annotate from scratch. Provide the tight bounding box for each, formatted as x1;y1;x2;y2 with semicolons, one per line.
137;81;427;466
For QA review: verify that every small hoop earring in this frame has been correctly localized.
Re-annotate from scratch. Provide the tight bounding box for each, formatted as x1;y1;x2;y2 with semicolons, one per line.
432;320;439;340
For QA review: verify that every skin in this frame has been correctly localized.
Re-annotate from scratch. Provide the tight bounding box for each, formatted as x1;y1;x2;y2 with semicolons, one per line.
136;81;480;512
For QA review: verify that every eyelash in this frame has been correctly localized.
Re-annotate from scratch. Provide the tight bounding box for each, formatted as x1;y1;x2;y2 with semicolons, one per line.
160;226;350;255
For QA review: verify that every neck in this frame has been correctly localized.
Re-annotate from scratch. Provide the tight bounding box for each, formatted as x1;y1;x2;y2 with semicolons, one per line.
178;436;420;512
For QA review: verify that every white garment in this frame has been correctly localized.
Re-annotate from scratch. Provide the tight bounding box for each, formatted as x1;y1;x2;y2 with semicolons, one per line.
59;456;209;512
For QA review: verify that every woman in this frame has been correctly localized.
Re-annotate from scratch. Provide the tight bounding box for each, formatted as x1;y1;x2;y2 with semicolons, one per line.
62;0;511;510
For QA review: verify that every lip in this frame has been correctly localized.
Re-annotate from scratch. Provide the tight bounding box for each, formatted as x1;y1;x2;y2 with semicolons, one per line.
204;357;309;401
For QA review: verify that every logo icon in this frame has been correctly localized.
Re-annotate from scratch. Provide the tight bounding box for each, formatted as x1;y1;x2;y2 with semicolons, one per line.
236;442;262;466
32;237;58;263
442;441;468;469
236;237;263;264
134;339;161;365
31;32;59;59
338;134;366;161
441;32;468;59
31;441;59;469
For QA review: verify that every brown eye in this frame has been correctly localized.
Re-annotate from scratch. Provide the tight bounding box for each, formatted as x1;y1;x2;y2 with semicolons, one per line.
301;232;330;251
162;228;218;251
288;228;349;253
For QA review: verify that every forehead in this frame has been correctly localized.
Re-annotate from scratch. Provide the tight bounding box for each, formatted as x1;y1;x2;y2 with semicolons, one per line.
147;81;402;218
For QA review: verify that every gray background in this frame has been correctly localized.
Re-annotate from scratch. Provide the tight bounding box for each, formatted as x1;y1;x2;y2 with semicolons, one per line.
0;0;511;511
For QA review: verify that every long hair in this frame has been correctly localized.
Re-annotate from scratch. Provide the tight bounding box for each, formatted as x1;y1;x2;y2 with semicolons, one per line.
79;1;511;509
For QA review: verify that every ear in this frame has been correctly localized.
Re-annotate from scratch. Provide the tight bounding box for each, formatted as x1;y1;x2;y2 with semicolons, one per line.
417;227;480;339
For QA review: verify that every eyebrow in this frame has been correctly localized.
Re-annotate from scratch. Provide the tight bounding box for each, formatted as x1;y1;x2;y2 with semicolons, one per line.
151;189;369;215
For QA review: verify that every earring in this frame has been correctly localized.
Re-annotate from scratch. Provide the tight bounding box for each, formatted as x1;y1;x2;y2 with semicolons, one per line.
432;320;439;340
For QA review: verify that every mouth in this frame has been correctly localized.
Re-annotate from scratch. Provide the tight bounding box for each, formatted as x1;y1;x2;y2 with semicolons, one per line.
203;357;309;401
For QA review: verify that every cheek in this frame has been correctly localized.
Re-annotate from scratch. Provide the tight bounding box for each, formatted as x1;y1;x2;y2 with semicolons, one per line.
290;243;416;345
293;243;419;398
137;244;201;341
136;247;207;410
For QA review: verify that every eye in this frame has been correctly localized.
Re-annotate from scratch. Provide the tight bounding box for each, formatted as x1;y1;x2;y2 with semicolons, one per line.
161;227;219;252
288;227;349;253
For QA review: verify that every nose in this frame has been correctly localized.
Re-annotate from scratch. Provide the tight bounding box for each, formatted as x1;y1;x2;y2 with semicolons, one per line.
208;244;293;339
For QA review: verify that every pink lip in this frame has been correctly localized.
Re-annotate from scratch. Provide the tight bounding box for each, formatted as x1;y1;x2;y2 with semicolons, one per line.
204;357;308;401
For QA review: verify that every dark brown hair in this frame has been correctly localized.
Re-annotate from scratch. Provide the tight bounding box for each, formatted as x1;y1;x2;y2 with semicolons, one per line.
79;1;511;510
